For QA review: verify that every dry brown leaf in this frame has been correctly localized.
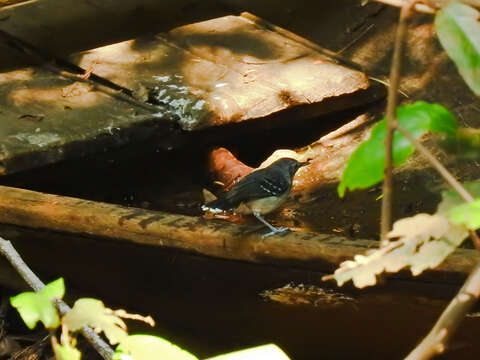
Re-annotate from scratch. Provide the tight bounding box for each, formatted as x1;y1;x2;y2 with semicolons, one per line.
323;213;469;288
63;299;127;345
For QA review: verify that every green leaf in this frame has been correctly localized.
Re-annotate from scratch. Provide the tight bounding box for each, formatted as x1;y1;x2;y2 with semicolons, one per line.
441;128;480;159
53;342;82;360
437;181;480;214
10;278;65;329
206;344;290;360
338;101;457;197
435;2;480;96
448;199;480;230
113;335;198;360
63;299;127;345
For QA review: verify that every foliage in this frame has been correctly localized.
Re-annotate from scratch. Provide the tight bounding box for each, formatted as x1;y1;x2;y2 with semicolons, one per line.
10;280;290;360
435;2;480;96
113;337;291;360
53;343;81;360
63;299;128;345
206;344;290;360
10;278;65;329
437;181;480;213
338;101;457;197
439;181;480;230
328;178;480;288
323;213;468;288
52;333;82;360
113;335;198;360
448;200;480;230
442;128;480;158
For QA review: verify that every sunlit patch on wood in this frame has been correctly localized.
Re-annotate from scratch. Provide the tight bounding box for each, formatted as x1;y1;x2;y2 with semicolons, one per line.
0;68;34;84
73;14;375;130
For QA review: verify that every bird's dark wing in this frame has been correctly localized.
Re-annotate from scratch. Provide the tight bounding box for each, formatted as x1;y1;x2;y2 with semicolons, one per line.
223;167;290;206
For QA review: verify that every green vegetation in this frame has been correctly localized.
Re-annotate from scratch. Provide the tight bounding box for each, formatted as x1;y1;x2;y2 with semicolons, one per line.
9;278;290;360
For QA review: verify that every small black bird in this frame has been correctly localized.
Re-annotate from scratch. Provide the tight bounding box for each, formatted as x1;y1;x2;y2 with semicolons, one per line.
202;157;308;238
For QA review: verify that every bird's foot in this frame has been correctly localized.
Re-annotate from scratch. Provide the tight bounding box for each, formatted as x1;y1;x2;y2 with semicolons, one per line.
262;227;290;239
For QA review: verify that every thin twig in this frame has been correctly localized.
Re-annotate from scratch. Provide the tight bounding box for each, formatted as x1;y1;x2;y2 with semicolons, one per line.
55;68;163;114
336;24;375;55
0;238;114;360
0;28;167;115
405;262;480;360
380;0;417;245
396;125;475;203
469;231;480;251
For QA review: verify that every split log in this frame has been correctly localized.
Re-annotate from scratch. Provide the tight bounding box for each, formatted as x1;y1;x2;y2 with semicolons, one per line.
207;113;375;199
0;185;478;284
208;147;253;190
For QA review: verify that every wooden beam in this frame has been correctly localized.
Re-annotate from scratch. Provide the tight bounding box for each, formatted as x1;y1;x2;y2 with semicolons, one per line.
0;185;477;284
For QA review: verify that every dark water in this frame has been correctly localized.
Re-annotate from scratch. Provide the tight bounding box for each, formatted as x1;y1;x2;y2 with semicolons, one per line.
1;223;478;360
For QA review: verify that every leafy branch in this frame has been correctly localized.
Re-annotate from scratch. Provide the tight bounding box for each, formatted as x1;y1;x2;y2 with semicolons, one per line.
381;0;422;244
0;238;114;359
1;237;291;359
405;262;480;360
328;0;480;358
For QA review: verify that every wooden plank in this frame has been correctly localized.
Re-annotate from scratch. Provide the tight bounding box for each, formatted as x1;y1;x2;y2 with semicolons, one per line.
0;14;382;175
0;66;166;175
0;185;477;284
71;14;380;130
0;0;217;65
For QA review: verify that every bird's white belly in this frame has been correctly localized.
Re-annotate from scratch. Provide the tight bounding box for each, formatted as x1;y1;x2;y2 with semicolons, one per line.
237;194;289;215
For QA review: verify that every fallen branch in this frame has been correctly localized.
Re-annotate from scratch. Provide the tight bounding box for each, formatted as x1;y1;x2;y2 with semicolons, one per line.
405;262;480;360
372;0;480;357
0;238;114;360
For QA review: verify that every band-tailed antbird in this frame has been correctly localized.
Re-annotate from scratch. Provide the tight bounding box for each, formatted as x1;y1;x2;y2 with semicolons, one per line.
202;157;308;238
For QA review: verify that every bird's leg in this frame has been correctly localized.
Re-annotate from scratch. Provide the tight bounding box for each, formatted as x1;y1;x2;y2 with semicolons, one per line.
253;212;289;238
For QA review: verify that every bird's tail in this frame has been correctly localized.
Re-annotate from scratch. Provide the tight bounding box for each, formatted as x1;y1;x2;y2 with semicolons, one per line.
201;197;232;213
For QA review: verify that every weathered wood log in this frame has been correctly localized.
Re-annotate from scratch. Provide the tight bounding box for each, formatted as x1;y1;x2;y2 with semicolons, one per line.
0;185;477;284
0;0;28;8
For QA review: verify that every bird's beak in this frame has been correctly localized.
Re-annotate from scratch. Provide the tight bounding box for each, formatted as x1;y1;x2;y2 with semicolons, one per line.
298;161;310;168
